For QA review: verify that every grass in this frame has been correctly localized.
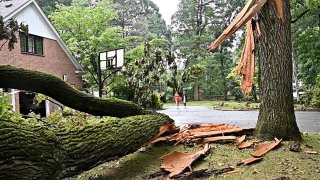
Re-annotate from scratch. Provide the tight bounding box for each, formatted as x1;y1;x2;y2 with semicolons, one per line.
164;100;316;111
69;133;320;180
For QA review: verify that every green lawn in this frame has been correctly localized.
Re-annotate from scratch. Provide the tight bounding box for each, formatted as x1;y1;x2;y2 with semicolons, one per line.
164;100;316;111
70;133;320;180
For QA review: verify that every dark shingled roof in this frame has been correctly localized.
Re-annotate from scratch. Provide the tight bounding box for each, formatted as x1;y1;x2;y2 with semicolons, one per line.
0;0;31;19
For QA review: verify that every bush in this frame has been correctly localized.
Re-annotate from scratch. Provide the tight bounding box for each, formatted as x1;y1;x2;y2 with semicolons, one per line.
312;76;320;108
300;87;313;106
148;93;163;109
113;85;134;101
0;93;13;119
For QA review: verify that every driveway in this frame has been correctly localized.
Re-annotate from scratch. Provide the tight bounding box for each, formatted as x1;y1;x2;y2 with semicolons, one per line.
158;106;320;132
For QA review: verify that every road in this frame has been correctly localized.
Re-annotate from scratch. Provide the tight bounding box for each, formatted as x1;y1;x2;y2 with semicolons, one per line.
158;106;320;132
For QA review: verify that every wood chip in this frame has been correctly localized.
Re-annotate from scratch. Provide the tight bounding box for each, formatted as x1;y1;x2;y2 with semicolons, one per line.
192;127;245;138
237;157;263;166
144;123;179;145
194;136;237;144
251;138;282;157
237;141;254;149
161;144;211;178
234;135;246;146
305;151;318;155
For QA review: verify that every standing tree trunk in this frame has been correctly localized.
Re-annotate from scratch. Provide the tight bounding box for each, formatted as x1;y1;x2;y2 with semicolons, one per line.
219;52;228;101
194;76;200;100
255;0;301;140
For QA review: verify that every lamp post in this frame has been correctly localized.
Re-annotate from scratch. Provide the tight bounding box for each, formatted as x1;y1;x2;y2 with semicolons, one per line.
98;48;125;98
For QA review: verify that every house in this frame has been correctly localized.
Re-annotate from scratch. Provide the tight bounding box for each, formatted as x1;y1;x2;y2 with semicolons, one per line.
0;0;85;117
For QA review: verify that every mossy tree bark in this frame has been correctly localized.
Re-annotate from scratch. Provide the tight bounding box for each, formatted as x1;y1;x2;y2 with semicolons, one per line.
255;0;301;140
0;65;147;117
0;115;172;179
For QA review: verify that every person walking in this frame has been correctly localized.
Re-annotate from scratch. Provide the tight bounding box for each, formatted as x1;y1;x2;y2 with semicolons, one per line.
174;91;180;109
182;93;187;107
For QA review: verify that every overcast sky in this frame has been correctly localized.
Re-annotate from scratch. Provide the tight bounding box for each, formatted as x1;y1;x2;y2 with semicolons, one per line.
151;0;180;25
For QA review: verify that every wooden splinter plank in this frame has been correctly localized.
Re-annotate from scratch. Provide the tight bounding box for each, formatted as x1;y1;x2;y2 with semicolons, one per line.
194;136;237;144
237;157;263;166
270;0;285;22
234;135;246;146
238;141;254;149
251;138;282;157
161;144;211;178
208;0;267;51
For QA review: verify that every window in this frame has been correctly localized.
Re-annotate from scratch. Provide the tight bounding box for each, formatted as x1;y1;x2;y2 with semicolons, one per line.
63;74;68;82
20;33;43;55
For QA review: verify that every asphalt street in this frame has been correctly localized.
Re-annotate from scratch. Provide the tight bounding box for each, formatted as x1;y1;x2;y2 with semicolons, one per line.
158;106;320;132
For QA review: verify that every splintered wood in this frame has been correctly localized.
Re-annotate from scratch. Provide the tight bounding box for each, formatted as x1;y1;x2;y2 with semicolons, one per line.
207;0;267;51
144;123;179;145
207;0;286;94
149;124;253;145
270;0;285;22
147;123;283;179
161;144;211;178
251;138;282;157
237;157;263;166
235;20;255;94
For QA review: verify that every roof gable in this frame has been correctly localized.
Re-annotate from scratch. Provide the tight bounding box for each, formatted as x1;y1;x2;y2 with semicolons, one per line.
0;0;83;72
15;4;56;39
0;0;30;19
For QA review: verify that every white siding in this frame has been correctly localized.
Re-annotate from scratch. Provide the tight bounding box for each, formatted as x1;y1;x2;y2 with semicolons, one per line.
14;4;56;40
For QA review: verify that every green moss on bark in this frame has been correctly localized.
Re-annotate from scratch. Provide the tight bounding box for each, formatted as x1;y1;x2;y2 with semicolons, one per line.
0;114;172;179
0;65;148;117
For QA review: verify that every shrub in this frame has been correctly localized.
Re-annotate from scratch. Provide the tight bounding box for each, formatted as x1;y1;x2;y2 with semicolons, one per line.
148;93;163;109
312;76;320;108
0;93;13;119
113;85;134;101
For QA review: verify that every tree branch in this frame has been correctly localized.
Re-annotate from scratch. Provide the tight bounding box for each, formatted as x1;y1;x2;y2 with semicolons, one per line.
291;9;310;23
0;40;8;51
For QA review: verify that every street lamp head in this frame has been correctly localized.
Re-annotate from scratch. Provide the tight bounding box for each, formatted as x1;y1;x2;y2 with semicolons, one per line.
99;48;125;70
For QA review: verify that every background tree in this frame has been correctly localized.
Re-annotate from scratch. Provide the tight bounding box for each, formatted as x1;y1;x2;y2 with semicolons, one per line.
113;0;168;41
124;40;169;108
50;0;125;97
171;0;244;100
291;0;320;87
35;0;72;15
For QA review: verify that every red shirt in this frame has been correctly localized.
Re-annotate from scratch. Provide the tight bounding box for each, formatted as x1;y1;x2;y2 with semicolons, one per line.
174;94;180;101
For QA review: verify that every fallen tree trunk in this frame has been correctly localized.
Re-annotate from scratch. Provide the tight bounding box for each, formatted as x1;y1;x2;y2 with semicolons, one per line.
0;114;173;179
0;65;147;117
